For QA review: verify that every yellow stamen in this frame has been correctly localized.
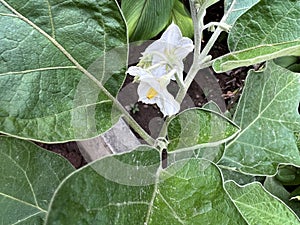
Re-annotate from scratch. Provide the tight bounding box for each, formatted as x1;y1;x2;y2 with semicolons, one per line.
146;87;158;99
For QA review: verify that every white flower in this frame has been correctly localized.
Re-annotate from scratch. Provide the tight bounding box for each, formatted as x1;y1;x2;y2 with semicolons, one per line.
125;24;194;117
127;66;180;117
139;23;194;81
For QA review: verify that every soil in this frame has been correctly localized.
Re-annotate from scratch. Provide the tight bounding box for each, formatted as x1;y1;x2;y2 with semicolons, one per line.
35;1;250;168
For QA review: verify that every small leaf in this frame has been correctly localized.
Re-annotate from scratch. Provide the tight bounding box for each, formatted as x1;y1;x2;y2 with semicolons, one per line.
121;0;175;41
0;0;127;142
225;181;300;224
167;108;240;152
171;0;193;38
202;101;223;114
219;61;300;175
46;148;248;224
0;136;74;224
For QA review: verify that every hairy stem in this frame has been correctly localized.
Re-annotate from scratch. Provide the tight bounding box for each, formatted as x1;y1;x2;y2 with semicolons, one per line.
158;0;224;141
198;6;230;61
175;0;206;104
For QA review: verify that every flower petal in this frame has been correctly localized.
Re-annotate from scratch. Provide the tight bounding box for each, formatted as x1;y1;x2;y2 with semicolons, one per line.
136;77;180;116
137;82;158;104
160;23;183;46
145;24;184;54
155;89;180;116
127;66;152;79
175;37;194;59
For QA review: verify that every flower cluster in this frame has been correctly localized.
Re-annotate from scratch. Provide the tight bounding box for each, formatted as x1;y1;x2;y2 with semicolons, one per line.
127;23;194;117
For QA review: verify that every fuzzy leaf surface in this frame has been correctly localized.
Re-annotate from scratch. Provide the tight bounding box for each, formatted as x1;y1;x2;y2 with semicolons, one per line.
0;136;74;224
225;181;300;224
213;40;300;72
224;0;259;26
46;147;248;224
219;61;300;175
228;0;300;51
167;108;240;152
0;0;127;142
213;0;300;72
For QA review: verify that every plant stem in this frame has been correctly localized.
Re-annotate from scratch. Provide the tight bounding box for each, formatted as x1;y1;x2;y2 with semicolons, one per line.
202;22;231;32
175;0;206;104
198;8;230;61
158;0;208;139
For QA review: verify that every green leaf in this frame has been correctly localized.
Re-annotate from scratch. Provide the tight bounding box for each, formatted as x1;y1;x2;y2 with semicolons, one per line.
275;165;300;185
121;0;175;41
149;159;246;225
213;40;300;73
167;108;240;152
228;0;300;51
0;136;74;224
224;0;259;26
0;0;127;142
296;132;300;149
168;144;225;166
221;168;256;185
46;148;247;224
194;0;219;9
225;181;300;224
219;61;300;175
202;101;223;113
171;0;193;38
264;176;300;217
213;0;300;72
46;146;160;224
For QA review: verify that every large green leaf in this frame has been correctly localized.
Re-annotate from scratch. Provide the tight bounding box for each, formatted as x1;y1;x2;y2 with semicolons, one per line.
224;0;259;26
225;181;300;224
194;0;219;9
167;108;240;152
45;148;248;224
0;0;127;142
0;136;74;224
213;0;300;72
228;0;300;51
171;0;193;38
121;0;175;41
219;61;300;175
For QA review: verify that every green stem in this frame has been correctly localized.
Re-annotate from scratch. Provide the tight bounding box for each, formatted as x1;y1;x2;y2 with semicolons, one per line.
175;0;206;104
198;8;230;61
158;0;207;139
158;1;225;141
202;22;231;32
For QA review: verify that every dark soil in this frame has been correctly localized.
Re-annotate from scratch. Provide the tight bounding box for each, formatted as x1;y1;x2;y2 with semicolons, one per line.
35;142;87;169
36;1;248;168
